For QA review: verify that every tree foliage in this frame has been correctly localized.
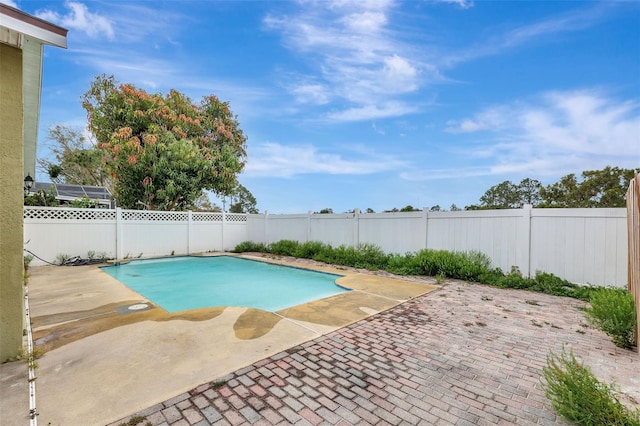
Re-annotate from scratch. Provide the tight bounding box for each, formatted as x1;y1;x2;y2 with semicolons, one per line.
469;167;635;210
37;125;107;187
82;75;247;210
228;183;258;214
476;178;542;209
24;188;59;207
539;166;635;208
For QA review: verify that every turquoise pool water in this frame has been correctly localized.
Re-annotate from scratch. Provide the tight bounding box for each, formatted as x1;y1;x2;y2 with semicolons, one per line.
101;256;347;313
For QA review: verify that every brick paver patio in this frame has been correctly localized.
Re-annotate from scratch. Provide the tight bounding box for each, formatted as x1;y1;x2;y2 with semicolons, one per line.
113;279;639;426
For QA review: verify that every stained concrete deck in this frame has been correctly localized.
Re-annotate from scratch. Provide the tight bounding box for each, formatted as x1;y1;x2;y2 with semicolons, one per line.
0;254;437;426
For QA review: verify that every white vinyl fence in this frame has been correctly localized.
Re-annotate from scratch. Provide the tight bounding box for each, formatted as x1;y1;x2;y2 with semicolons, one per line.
248;206;628;288
23;206;247;265
25;205;628;288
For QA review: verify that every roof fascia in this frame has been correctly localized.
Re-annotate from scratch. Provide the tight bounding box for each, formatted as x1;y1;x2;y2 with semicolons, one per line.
0;4;67;48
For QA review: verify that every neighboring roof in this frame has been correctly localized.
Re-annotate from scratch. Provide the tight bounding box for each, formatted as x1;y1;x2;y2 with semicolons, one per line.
31;182;112;204
0;3;67;48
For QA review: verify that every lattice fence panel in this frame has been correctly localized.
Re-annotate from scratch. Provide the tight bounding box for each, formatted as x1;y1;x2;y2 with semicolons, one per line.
121;210;188;221
226;214;247;222
24;207;116;221
192;213;223;222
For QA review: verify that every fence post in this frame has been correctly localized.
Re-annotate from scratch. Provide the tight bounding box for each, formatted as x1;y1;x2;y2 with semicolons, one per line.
221;210;226;251
115;207;123;263
264;210;269;245
354;208;360;246
422;207;429;250
307;211;312;243
521;204;532;277
626;172;639;351
187;210;192;255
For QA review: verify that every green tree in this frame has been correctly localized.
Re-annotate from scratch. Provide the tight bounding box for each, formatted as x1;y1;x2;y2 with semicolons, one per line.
228;183;258;214
478;178;543;209
24;188;59;206
518;178;542;206
450;204;461;211
479;180;520;209
37;125;107;187
400;205;419;212
190;192;221;212
316;208;334;214
540;166;636;208
82;75;247;210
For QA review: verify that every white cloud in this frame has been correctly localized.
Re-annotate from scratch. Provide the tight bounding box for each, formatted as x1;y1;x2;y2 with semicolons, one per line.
36;1;114;40
438;89;640;179
340;10;388;33
520;90;640;155
264;1;432;121
70;48;177;89
443;4;608;67
433;0;474;10
289;81;332;105
245;142;407;178
326;101;418;121
445;107;507;133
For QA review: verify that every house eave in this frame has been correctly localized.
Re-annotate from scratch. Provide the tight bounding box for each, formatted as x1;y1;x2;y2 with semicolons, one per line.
0;3;67;48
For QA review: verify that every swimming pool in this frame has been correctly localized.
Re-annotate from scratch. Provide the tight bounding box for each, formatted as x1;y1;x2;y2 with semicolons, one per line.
101;256;348;313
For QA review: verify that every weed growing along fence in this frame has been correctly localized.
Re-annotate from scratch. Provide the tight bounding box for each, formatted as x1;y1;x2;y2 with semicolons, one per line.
233;241;599;301
247;206;628;288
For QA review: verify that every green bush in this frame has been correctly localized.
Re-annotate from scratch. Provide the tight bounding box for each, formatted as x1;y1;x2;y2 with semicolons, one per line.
232;241;268;253
386;253;420;275
231;239;611;303
352;243;389;270
584;288;637;349
543;348;640;425
268;240;300;256
407;249;490;281
294;241;329;259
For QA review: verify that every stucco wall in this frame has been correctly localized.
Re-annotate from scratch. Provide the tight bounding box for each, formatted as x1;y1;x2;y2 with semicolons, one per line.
0;43;25;361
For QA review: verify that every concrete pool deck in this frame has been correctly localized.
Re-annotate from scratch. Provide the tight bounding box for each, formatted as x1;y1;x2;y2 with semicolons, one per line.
0;253;438;426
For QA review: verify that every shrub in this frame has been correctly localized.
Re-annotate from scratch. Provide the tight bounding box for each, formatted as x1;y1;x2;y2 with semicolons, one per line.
232;241;268;253
353;243;389;270
312;244;337;265
386;253;420;275
294;241;330;259
543;348;640;425
268;240;300;256
408;249;490;281
584;288;637;349
231;240;610;304
331;245;360;267
309;243;389;270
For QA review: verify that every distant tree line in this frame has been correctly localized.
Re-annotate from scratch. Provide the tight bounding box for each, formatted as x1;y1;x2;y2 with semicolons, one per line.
316;166;636;214
466;166;636;210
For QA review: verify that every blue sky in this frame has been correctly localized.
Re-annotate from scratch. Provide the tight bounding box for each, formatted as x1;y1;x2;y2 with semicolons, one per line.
7;0;640;213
